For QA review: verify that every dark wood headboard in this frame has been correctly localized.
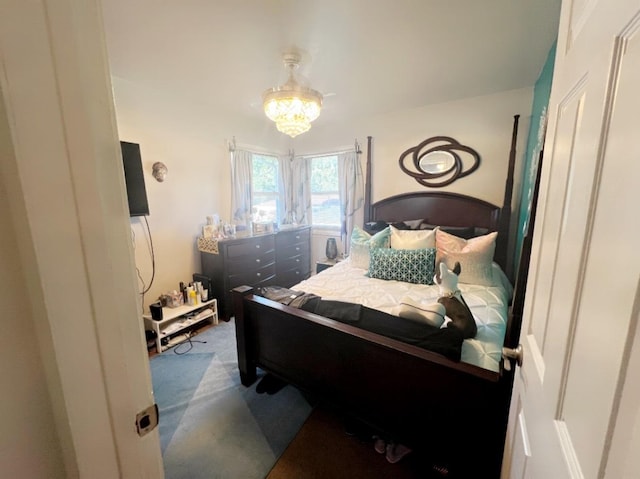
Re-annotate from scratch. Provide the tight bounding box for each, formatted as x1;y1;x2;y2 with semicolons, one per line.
363;115;520;274
368;191;500;232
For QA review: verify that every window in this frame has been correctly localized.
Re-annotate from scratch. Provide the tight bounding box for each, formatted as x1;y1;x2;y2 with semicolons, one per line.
251;154;279;223
310;155;340;227
244;151;342;228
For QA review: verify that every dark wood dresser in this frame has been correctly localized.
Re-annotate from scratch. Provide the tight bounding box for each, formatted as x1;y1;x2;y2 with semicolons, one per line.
200;226;311;320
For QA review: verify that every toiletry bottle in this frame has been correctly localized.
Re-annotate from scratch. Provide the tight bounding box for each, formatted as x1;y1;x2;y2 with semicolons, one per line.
181;283;188;303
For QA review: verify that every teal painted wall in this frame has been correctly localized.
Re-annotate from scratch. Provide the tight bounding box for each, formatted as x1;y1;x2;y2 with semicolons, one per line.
514;42;556;269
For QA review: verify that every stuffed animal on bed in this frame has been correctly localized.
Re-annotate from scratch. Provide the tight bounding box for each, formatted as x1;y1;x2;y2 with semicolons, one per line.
397;262;477;339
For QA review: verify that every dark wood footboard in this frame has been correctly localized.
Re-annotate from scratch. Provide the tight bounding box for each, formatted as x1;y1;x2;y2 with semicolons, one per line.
232;286;515;477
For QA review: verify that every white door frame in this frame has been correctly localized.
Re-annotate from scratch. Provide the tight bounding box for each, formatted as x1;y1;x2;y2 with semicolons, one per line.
0;0;163;477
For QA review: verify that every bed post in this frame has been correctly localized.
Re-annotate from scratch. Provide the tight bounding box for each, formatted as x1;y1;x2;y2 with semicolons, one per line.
363;136;373;224
232;286;258;386
505;149;543;349
494;114;520;273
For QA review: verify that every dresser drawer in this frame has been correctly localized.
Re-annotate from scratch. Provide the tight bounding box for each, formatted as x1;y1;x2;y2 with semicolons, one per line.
228;262;276;289
276;228;310;248
225;250;276;275
277;254;310;273
277;267;311;288
226;235;275;259
276;241;310;262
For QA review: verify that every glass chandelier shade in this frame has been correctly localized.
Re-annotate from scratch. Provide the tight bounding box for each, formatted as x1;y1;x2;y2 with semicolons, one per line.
263;53;323;138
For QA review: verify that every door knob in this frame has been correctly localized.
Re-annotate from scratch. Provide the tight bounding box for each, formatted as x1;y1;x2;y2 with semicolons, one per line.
502;344;524;369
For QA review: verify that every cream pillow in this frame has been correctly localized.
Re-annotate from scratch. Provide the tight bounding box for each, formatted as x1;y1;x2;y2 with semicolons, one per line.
435;229;498;286
390;225;438;250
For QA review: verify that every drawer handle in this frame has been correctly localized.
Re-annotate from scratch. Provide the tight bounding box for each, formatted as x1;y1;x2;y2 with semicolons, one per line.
296;271;300;275
256;244;261;249
296;247;300;251
295;235;300;239
296;258;300;263
256;272;261;277
256;259;261;263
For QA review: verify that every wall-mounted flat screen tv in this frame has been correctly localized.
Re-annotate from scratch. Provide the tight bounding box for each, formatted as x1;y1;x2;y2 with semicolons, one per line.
120;141;150;217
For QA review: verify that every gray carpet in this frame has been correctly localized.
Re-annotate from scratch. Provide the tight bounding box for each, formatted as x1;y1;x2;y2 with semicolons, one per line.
150;319;313;479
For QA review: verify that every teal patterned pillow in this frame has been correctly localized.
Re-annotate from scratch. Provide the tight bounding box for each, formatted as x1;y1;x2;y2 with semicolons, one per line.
368;247;436;285
349;225;391;269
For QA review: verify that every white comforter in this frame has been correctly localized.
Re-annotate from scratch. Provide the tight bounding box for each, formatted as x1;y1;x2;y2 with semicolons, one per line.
293;259;512;372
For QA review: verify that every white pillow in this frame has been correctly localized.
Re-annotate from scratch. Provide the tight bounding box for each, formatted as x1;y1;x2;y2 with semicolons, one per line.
390;225;438;250
435;229;497;286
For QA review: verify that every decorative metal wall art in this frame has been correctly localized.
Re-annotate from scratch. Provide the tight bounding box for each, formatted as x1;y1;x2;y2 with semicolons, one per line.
398;136;481;188
152;162;168;182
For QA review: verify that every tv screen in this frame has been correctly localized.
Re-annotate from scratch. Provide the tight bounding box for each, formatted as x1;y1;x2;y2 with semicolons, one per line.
120;141;150;217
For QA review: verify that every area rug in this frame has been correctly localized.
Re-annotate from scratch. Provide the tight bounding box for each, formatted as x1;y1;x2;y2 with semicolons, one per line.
149;319;313;479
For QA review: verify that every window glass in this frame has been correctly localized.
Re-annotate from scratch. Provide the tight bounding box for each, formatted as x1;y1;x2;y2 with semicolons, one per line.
251;154;279;223
310;155;340;227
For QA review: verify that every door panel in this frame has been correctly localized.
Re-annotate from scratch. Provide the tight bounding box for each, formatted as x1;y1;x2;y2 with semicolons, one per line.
508;402;532;479
528;87;586;354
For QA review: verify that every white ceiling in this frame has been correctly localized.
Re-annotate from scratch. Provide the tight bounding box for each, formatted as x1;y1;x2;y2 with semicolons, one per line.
101;0;561;127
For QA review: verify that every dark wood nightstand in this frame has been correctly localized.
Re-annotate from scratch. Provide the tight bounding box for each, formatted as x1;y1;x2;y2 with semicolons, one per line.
316;257;342;273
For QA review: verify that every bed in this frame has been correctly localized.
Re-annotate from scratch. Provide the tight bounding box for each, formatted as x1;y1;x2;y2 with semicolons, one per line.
232;117;528;477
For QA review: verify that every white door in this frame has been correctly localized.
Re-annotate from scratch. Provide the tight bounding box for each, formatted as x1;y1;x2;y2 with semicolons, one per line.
503;1;640;478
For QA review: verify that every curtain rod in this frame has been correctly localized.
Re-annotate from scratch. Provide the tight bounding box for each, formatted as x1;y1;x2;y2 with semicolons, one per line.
296;139;362;159
229;138;363;158
228;137;283;157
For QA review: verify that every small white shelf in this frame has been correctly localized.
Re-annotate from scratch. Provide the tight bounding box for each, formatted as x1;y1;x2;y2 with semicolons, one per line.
143;299;218;353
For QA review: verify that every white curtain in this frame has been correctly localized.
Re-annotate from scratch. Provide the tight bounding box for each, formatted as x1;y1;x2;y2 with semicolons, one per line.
338;150;365;254
278;153;293;224
279;154;311;225
230;149;253;229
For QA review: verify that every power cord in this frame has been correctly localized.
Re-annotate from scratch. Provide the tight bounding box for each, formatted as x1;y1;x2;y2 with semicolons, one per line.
173;331;207;355
140;215;155;295
131;215;156;313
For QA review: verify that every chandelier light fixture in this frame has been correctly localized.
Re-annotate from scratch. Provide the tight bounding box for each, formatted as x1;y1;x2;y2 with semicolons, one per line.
263;52;323;138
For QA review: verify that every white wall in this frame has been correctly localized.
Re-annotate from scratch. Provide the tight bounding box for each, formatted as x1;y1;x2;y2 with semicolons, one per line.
112;81;532;308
